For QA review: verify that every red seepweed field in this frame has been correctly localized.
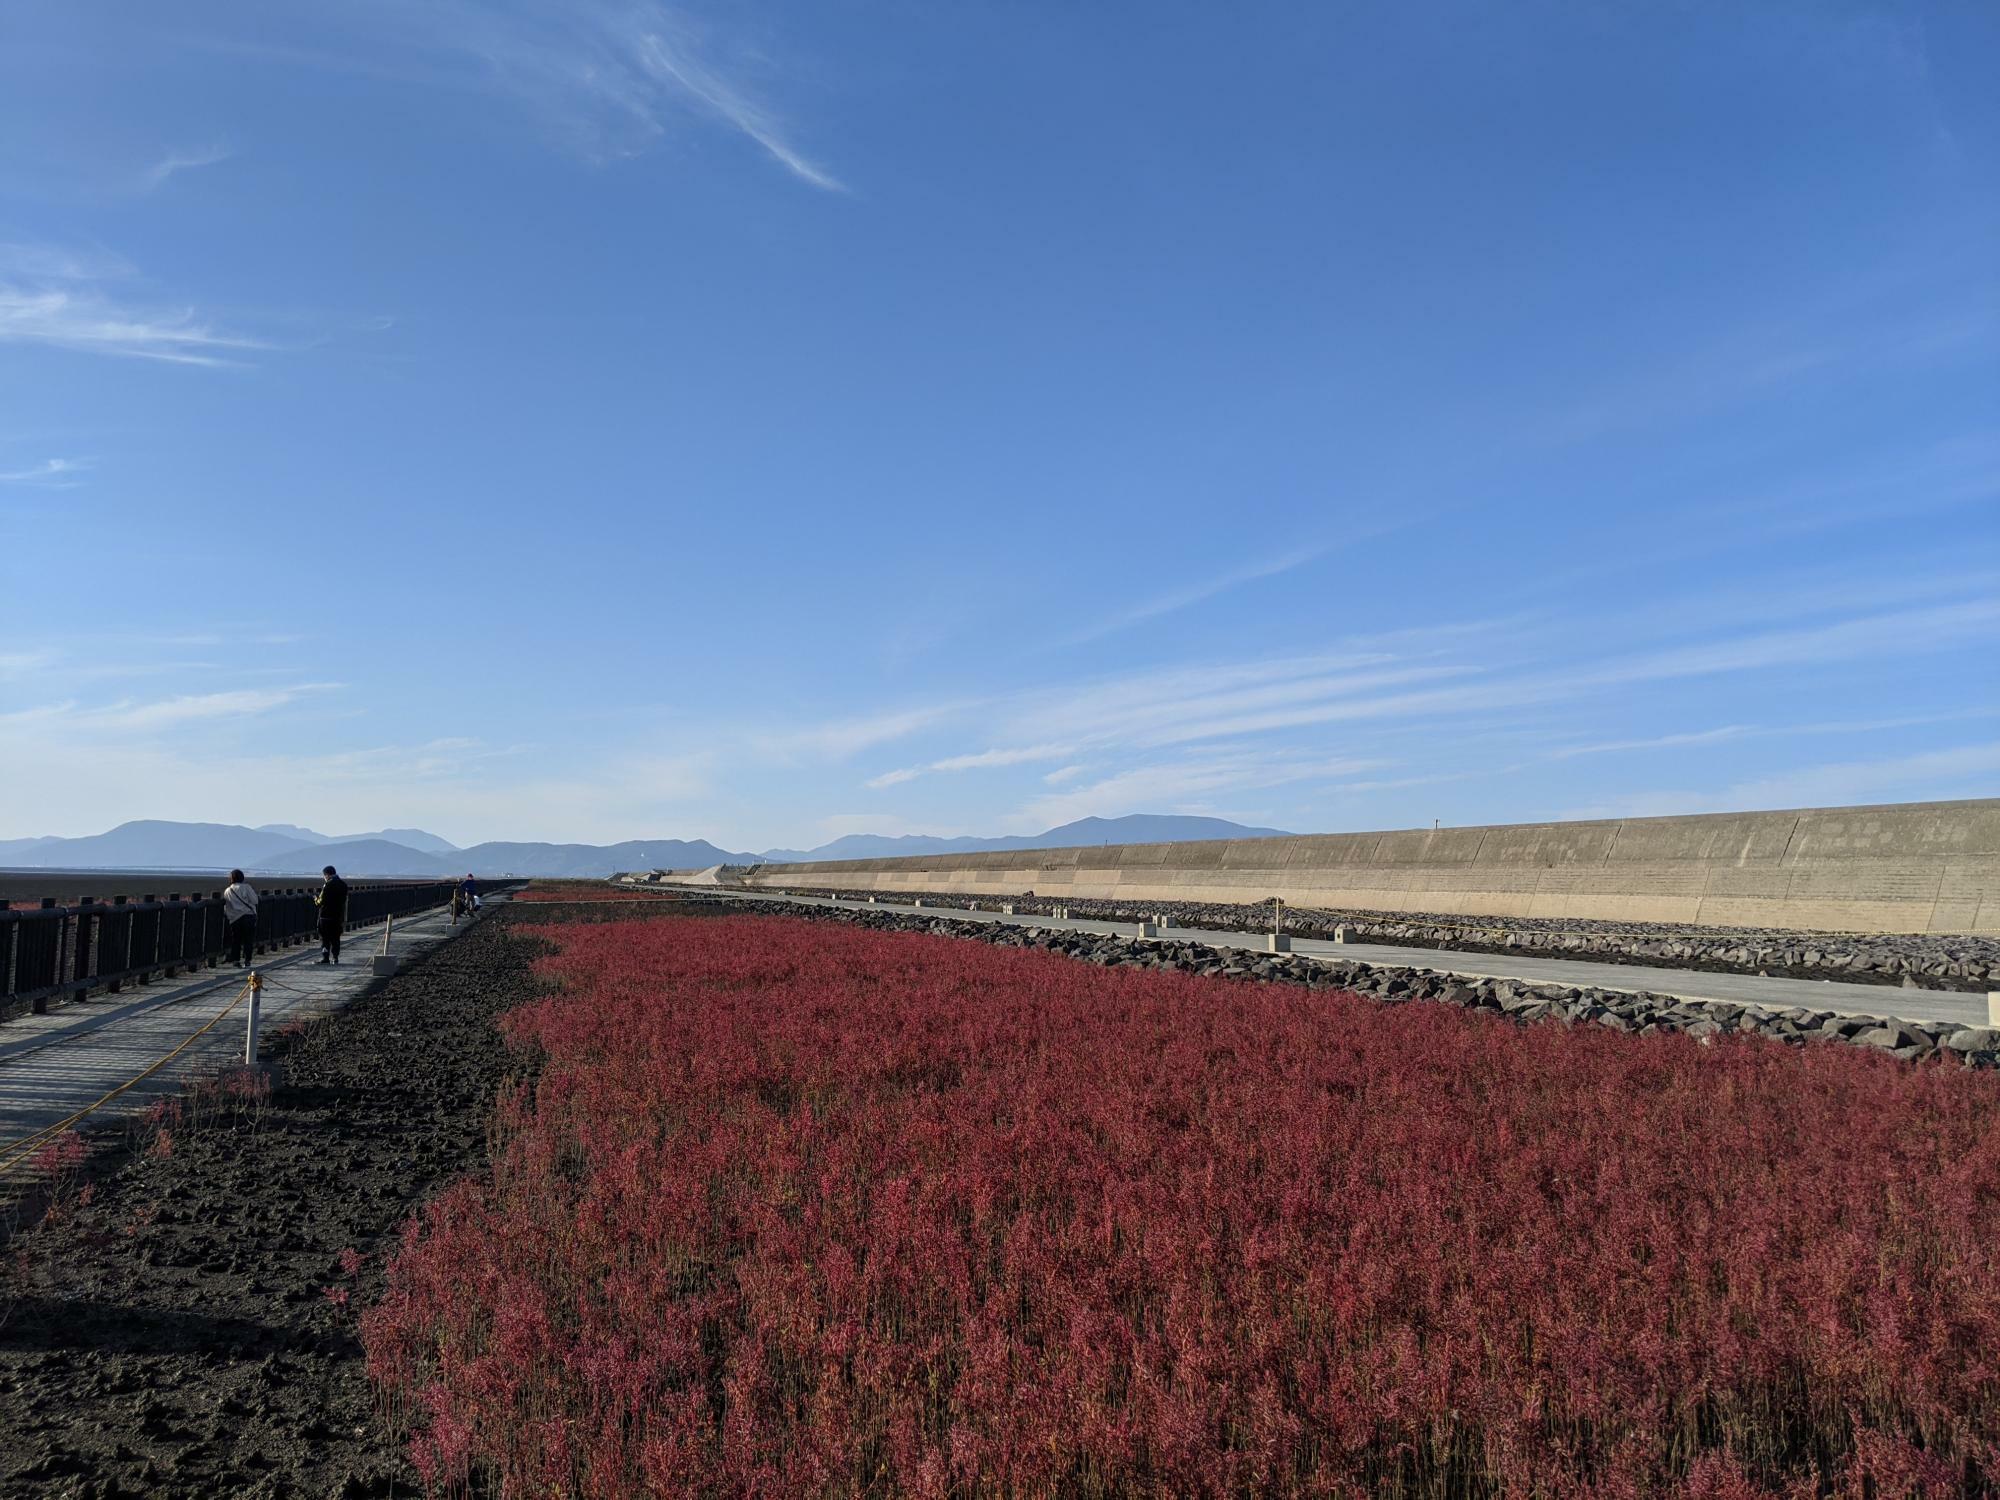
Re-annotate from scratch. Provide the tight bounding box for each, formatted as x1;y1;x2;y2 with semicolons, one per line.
364;914;2000;1498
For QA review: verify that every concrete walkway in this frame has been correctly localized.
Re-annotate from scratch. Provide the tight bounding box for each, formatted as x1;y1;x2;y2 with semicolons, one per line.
0;905;470;1181
712;889;1997;1030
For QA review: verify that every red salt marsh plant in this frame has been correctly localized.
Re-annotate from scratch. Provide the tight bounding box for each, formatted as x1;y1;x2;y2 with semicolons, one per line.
364;917;2000;1498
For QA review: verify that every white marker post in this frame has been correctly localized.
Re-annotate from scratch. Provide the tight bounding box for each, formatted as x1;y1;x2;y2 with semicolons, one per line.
244;971;264;1065
1268;898;1291;953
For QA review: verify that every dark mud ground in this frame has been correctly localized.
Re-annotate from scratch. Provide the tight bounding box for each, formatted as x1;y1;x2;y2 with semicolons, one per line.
0;902;711;1500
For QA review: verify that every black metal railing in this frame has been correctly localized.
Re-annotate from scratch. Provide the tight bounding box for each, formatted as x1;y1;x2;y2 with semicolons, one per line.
0;880;478;1017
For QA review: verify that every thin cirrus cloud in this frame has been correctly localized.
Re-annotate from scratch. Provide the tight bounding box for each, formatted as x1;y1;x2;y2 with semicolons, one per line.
1114;598;2000;751
752;701;969;763
302;0;845;190
1060;546;1332;647
1564;741;2000;822
143;145;232;190
833;585;2000;827
868;741;1080;788
0;243;262;366
0;684;339;736
629;30;843;192
1549;709;2000;761
0;457;87;486
1012;752;1390;831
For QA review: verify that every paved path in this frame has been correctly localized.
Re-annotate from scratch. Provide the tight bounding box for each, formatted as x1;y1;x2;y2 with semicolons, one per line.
711;889;1996;1030
0;905;475;1181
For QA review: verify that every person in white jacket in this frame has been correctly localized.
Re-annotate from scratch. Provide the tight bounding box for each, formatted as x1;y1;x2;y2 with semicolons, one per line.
222;870;259;968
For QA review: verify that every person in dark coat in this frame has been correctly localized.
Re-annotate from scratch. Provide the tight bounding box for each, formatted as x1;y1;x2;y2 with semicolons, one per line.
316;865;350;964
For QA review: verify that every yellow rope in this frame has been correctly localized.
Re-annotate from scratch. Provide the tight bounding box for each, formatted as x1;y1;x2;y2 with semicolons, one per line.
0;976;255;1178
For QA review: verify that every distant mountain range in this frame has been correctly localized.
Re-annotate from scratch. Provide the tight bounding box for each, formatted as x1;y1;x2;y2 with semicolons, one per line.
0;814;1294;880
253;823;461;855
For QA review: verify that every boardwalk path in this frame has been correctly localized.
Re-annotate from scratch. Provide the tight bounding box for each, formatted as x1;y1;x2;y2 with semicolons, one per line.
0;905;475;1179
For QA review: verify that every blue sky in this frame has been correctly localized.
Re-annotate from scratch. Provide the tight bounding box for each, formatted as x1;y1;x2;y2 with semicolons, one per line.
1;0;1995;851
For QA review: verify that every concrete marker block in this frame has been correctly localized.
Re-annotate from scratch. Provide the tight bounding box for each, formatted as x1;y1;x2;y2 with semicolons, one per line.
1268;933;1291;953
1990;991;2000;1028
372;955;401;978
1137;920;1160;939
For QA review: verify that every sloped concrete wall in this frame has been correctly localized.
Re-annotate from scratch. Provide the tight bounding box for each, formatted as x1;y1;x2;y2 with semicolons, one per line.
742;800;2000;934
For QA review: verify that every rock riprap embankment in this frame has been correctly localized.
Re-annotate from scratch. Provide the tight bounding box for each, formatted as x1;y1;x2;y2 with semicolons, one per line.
765;888;1999;991
747;899;2000;1069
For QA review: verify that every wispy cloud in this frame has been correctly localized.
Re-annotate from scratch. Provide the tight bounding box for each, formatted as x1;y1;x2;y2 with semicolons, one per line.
832;583;2000;830
0;243;131;281
1562;741;2000;821
283;1;846;189
1589;599;2000;684
865;741;1076;790
0;244;261;366
1062;547;1330;646
0;684;338;736
0;289;259;367
1532;281;1997;450
0;457;87;487
144;145;232;189
628;29;843;191
753;701;966;762
1551;726;1751;759
1096;599;2000;751
1551;709;2000;760
1013;751;1390;831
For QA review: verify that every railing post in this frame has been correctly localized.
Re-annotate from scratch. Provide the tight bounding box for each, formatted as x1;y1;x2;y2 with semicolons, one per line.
37;898;58;1014
73;898;95;1000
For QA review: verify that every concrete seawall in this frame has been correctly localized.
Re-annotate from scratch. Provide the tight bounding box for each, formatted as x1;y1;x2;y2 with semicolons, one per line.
743;799;2000;935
